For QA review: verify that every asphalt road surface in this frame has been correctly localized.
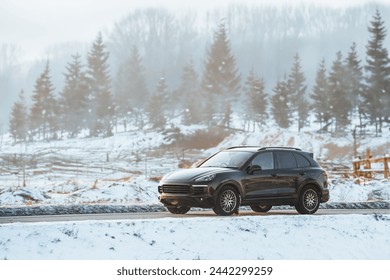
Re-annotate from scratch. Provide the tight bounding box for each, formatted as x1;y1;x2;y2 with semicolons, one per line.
1;209;390;224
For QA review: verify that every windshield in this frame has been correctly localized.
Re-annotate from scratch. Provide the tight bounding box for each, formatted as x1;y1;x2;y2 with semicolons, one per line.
199;151;253;169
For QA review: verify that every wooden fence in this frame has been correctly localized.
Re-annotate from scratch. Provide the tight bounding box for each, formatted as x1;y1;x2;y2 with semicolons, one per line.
352;149;389;179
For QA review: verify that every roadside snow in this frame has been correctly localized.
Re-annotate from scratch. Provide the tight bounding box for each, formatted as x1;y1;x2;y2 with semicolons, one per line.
0;175;159;206
329;179;390;202
1;214;389;260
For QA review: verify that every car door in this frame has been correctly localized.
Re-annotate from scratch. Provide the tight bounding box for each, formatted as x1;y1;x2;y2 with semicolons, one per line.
274;151;300;196
242;151;278;199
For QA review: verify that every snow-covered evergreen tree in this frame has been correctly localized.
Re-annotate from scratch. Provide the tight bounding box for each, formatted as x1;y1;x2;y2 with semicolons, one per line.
178;61;202;125
201;22;240;126
328;51;351;132
147;77;168;129
311;59;331;131
59;53;89;137
272;77;291;129
86;33;113;137
345;42;365;130
9;89;28;142
114;45;149;128
364;9;390;134
115;46;149;115
244;69;268;131
287;53;308;132
30;61;57;140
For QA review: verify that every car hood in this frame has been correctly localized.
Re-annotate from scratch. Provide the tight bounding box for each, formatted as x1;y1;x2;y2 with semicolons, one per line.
162;167;233;182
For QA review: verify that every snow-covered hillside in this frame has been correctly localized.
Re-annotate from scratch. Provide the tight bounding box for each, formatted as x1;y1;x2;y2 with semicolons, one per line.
1;125;390;260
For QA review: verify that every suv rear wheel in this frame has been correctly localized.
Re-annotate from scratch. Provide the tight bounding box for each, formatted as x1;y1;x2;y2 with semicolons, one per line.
166;206;191;214
213;186;240;216
295;185;320;214
250;205;272;213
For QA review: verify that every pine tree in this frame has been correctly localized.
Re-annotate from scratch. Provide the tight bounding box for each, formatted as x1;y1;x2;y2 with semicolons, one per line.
9;89;28;142
30;61;57;140
114;45;149;127
272;77;291;129
243;70;256;131
328;51;351;132
178;61;202;125
287;53;308;131
311;59;331;131
147;77;168;129
86;33;113;137
244;69;268;131
364;9;390;134
201;22;240;125
345;42;365;131
59;53;88;137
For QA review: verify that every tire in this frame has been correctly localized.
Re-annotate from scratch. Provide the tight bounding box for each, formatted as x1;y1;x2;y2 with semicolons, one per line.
295;185;320;214
250;205;272;213
166;206;190;214
212;186;240;216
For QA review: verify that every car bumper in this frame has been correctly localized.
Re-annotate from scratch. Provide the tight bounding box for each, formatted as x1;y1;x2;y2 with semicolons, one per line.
159;193;214;208
321;189;330;203
158;183;216;208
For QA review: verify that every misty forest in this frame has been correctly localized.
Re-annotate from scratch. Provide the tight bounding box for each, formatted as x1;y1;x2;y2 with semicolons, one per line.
1;3;390;144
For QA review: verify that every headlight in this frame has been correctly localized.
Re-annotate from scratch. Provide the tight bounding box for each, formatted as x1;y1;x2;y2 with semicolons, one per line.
194;173;216;182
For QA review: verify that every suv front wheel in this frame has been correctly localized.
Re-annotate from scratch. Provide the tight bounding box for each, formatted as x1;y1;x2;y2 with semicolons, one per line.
213;186;240;216
295;185;320;214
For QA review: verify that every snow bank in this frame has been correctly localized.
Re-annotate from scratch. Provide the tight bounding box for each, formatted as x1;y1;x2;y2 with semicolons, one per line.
329;179;390;202
1;214;389;260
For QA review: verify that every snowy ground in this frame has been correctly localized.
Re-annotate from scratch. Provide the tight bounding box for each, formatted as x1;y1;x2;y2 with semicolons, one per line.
0;123;389;259
0;125;389;208
1;214;390;260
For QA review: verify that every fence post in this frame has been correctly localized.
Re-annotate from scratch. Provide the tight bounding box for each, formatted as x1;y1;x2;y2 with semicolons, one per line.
365;149;372;178
352;161;359;177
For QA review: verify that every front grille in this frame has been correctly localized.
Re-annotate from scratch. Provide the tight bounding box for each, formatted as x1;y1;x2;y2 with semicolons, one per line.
162;185;191;194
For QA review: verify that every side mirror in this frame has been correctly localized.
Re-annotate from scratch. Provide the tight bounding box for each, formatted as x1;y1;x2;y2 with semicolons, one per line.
248;165;262;175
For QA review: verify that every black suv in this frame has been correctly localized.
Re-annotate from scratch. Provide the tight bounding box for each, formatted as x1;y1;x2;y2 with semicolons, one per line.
158;147;329;216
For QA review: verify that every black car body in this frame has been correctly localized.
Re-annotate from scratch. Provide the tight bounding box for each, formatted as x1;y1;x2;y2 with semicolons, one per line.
158;146;329;216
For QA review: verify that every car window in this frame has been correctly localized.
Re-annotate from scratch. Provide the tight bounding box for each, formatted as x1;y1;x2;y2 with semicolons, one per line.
275;151;297;169
294;153;311;167
251;152;274;170
200;151;253;168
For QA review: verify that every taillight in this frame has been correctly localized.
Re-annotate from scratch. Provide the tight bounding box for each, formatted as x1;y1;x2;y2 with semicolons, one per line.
322;171;328;188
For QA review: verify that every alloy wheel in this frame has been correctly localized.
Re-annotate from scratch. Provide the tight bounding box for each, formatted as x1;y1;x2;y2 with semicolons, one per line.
303;189;319;211
220;189;237;213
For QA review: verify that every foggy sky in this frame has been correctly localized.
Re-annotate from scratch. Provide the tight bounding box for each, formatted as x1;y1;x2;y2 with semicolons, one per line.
1;0;390;132
1;0;386;62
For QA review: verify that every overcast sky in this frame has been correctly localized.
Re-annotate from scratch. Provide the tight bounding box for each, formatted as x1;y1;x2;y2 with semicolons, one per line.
1;0;389;62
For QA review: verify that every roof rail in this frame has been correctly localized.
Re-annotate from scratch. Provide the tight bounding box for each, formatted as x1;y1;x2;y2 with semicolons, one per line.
258;147;302;151
226;146;259;150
